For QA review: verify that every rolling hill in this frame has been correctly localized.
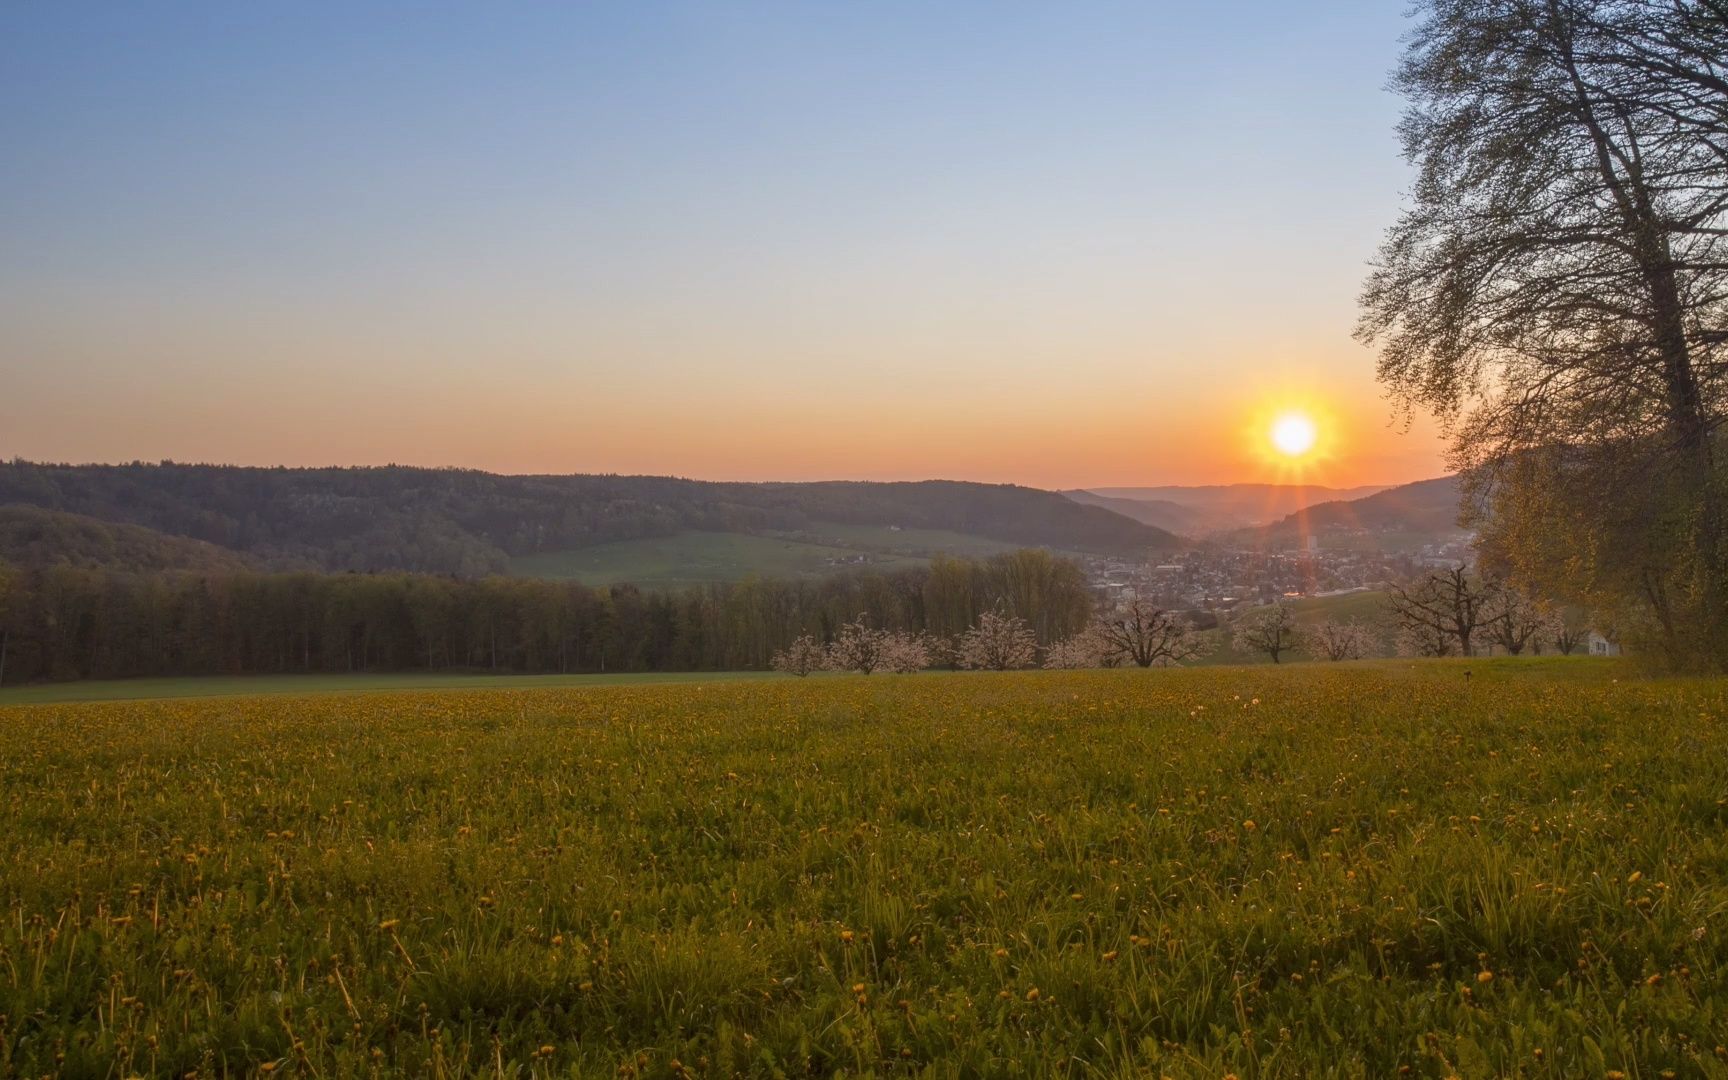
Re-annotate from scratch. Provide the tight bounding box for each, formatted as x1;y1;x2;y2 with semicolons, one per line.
0;505;256;573
0;462;1181;578
1059;490;1210;535
1231;476;1466;551
510;523;1065;588
1070;483;1393;535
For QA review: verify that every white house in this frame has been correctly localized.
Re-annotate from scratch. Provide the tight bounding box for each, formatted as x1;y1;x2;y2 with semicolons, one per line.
1587;631;1621;657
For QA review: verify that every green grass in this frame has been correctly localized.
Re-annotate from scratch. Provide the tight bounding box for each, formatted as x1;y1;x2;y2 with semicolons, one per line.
508;530;928;586
0;669;779;706
507;523;1059;587
2;659;1725;1077
773;522;1050;560
1284;587;1395;623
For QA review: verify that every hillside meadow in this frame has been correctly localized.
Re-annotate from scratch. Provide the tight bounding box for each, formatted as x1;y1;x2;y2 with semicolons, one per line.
1;660;1725;1077
504;525;1072;588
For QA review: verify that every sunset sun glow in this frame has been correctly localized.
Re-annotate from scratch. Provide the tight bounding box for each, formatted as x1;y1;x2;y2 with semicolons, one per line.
1270;412;1319;458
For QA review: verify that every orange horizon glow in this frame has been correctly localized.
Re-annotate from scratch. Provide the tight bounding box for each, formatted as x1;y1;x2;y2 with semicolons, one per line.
0;381;1449;491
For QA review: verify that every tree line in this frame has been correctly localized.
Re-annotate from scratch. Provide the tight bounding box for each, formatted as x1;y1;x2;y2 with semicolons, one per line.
0;550;1094;686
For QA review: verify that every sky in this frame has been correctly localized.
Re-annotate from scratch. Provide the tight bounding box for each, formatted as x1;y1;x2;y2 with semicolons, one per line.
0;2;1448;489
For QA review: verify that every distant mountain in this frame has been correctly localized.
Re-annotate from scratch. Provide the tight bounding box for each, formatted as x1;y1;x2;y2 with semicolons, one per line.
0;462;1182;577
1232;476;1465;550
0;505;256;573
1060;490;1210;535
1070;483;1394;535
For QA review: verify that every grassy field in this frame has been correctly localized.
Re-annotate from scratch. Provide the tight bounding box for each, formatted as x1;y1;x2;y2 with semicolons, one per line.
0;670;778;706
506;524;1046;587
771;524;1044;560
508;531;928;587
1282;588;1394;624
2;659;1725;1077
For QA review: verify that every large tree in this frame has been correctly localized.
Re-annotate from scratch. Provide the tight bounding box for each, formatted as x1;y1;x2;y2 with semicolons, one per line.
1091;599;1210;668
1485;585;1552;655
1359;0;1728;666
1387;566;1497;657
957;611;1039;671
1233;603;1301;664
770;634;825;677
1303;619;1379;661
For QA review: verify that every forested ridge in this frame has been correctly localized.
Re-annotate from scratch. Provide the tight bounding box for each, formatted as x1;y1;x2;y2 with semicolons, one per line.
0;506;257;573
0;461;1178;575
0;550;1094;685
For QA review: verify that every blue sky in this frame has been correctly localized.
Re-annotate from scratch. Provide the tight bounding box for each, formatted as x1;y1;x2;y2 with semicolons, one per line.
0;3;1444;486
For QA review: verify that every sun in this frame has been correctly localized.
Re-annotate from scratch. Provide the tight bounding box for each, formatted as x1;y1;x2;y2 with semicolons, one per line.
1243;396;1339;475
1270;411;1318;458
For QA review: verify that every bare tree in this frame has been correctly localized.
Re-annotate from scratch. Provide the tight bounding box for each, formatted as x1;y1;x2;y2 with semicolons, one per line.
1386;567;1495;657
1486;586;1550;656
1233;603;1300;664
770;634;825;676
957;610;1038;671
1303;620;1377;661
1092;598;1211;668
1396;620;1457;658
1358;0;1728;667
